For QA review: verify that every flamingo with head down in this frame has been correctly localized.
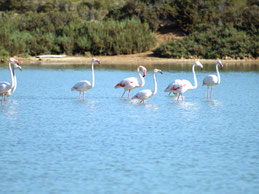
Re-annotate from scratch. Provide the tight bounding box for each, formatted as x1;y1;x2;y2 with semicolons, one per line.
0;58;22;105
203;60;223;100
115;66;147;98
165;61;203;102
71;58;100;100
132;69;162;103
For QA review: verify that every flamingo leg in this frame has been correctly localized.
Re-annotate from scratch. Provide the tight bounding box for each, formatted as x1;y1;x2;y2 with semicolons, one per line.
210;87;213;99
1;95;4;105
177;94;181;102
79;92;81;99
83;92;85;100
121;90;126;98
182;94;184;102
128;90;131;99
207;87;209;100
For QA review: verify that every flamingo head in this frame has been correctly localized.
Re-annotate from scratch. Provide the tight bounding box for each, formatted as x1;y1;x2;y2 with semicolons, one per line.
92;58;100;64
14;63;22;71
154;69;163;74
139;66;147;77
217;60;223;69
9;58;22;71
9;58;19;65
195;61;203;70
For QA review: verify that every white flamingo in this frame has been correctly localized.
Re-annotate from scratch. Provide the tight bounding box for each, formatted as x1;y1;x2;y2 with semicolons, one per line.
203;60;223;100
71;58;100;100
0;58;22;105
165;61;203;102
114;66;147;98
132;69;162;103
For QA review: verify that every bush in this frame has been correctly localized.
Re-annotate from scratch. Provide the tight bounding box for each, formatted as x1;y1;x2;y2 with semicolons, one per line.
153;27;258;59
0;12;156;56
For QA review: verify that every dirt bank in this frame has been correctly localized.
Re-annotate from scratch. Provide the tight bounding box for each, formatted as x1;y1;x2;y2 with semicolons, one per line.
17;52;259;66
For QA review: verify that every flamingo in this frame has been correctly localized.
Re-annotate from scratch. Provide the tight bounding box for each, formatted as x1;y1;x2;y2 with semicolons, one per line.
132;69;162;103
71;58;100;100
114;66;147;98
0;58;22;105
203;60;223;100
165;61;203;102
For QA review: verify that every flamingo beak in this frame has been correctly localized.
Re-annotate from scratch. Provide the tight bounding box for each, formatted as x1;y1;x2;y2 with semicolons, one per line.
143;71;146;77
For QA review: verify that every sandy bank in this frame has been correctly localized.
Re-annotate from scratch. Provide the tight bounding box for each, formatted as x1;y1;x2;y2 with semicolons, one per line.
17;52;259;66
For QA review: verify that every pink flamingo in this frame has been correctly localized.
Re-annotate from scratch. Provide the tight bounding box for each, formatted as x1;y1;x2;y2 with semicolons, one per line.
203;60;223;100
132;69;162;103
0;58;22;105
115;66;147;98
71;58;100;100
165;61;203;102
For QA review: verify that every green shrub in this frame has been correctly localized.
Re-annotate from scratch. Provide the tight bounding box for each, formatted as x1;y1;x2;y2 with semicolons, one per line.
153;27;258;59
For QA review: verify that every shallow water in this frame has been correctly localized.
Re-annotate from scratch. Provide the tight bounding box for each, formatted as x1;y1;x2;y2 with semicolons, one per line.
1;65;259;193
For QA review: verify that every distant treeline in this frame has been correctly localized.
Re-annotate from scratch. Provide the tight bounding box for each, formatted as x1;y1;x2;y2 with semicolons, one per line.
0;0;258;59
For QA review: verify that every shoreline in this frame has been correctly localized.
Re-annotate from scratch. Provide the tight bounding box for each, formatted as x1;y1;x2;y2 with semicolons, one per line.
16;52;259;66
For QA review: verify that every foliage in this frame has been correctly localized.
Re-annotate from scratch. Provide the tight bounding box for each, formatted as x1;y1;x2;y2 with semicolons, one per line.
0;12;155;56
0;0;258;58
153;27;258;59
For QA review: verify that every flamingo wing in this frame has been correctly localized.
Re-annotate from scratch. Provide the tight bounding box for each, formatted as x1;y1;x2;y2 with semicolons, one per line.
72;80;92;91
165;82;174;92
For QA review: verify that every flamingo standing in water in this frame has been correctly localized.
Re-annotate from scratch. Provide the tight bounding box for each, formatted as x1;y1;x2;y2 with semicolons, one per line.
114;66;147;98
71;58;100;100
203;60;223;100
0;58;22;105
132;69;162;103
165;61;203;102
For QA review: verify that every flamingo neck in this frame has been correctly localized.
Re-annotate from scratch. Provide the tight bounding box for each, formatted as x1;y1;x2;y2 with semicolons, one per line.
152;72;157;96
216;63;221;84
138;67;145;87
91;61;95;88
192;64;198;89
10;66;17;95
8;62;15;90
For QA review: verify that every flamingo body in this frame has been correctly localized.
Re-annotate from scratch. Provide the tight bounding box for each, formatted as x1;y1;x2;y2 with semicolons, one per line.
71;80;92;92
133;89;153;101
169;79;192;94
115;77;141;90
165;61;203;101
115;66;147;98
203;75;218;86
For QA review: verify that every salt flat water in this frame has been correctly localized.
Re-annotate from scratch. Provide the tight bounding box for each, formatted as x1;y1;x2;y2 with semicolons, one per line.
0;64;259;194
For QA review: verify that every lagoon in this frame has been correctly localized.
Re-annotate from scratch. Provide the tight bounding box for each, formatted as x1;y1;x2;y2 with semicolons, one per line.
1;64;259;193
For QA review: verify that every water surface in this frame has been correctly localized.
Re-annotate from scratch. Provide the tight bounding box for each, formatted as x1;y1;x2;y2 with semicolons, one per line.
1;64;259;193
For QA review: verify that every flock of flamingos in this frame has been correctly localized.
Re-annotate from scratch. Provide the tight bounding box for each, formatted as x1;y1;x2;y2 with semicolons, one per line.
0;58;223;106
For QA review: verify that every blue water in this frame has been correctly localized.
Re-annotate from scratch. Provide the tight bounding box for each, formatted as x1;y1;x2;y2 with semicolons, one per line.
1;65;259;194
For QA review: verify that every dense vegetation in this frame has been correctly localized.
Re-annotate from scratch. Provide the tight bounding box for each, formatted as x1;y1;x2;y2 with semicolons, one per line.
0;0;258;59
154;27;258;59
